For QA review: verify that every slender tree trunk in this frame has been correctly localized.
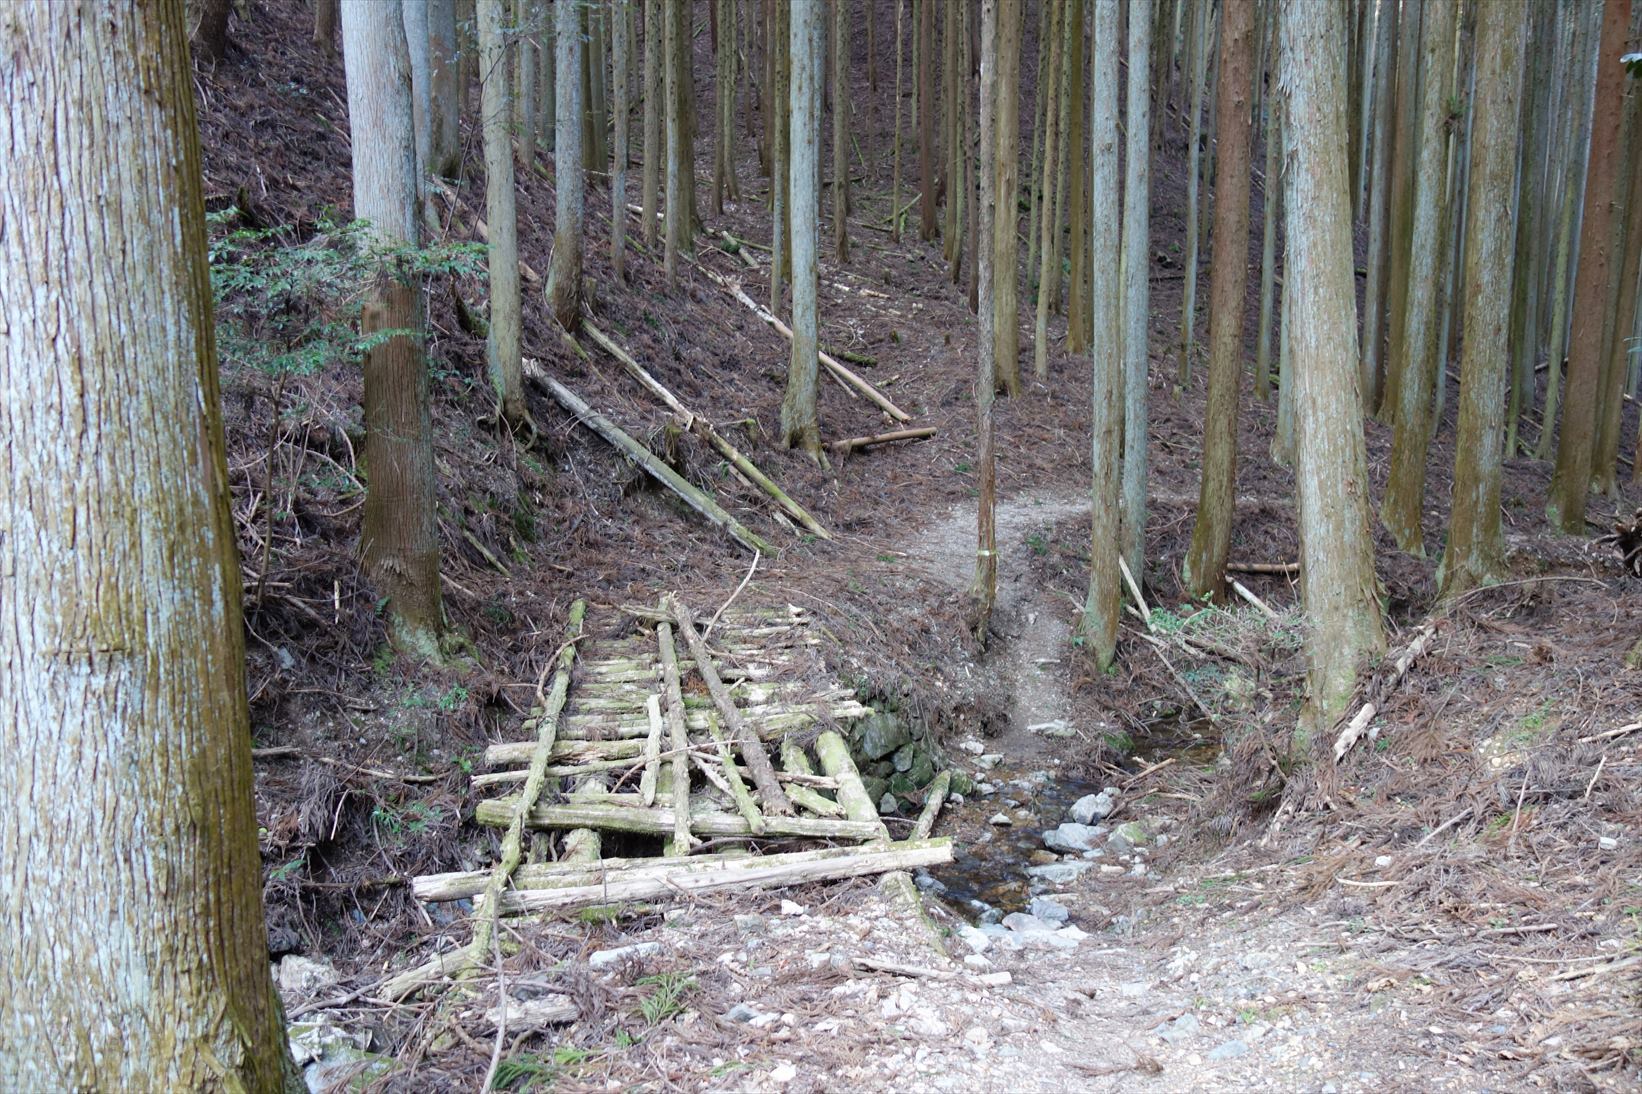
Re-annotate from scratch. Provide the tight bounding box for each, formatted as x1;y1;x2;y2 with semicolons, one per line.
428;0;461;176
1380;0;1456;557
1026;0;1053;285
1121;0;1153;578
664;0;684;286
643;0;663;247
1353;0;1377;222
1281;0;1385;741
893;0;904;241
1066;0;1091;353
478;0;530;429
1183;0;1254;602
1083;0;1123;670
1256;94;1281;401
974;0;1000;639
1;3;299;1084
548;0;584;329
673;0;699;230
541;0;556;149
1548;0;1632;532
1440;1;1524;598
918;0;937;239
992;0;1022;395
1272;206;1294;465
1031;0;1066;380
1178;0;1209;384
771;0;790;313
869;0;879;91
518;0;537;172
714;0;732;212
590;3;610;172
943;0;960;262
404;0;435;223
782;0;823;457
1592;72;1642;495
1359;0;1395;408
1506;4;1551;456
613;0;631;281
832;0;850;262
1379;0;1422;421
315;0;339;56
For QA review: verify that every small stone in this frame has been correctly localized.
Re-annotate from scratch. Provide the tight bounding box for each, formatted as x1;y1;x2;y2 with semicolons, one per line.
962;954;991;969
1160;1013;1201;1044
1106;821;1148;854
1028;897;1070;924
734;914;767;935
957;925;992;954
1600;836;1619;851
958;739;986;755
589;942;661;969
977;782;997;795
1025;861;1093;885
878;793;900;815
949;793;964;804
1099;864;1125;875
1002;912;1055;934
1374;854;1394;868
977;971;1013;986
913;872;947;895
779;899;806;916
1028;849;1059;865
1119;981;1149;997
725;1002;760;1023
1043;823;1105;853
989;812;1013;827
769;1061;797;1084
1070;792;1116;826
276;955;339;998
1207;1039;1249;1062
976;753;1005;770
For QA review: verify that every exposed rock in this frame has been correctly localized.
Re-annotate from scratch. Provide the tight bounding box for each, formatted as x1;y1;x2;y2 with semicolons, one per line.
858;712;912;760
989;812;1013;827
1070;791;1115;826
769;1061;798;1084
1027;720;1077;739
913;871;948;895
1001;911;1056;934
1028;896;1070;925
957;925;991;954
725;1002;761;1023
976;753;1004;770
1028;849;1059;865
1044;823;1106;853
957;738;986;755
1159;1013;1201;1044
276;955;339;999
287;1019;368;1067
1106;821;1148;854
1025;861;1093;884
589;941;660;969
878;792;900;815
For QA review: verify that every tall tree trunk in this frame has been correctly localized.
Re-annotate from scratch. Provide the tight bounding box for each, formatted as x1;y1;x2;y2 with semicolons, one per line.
832;0;850;262
1359;0;1396;410
1440;0;1524;598
918;0;937;240
1031;0;1067;380
1592;70;1642;494
1026;0;1053;285
991;0;1022;396
0;3;299;1084
782;0;823;457
428;0;462;176
548;0;584;329
643;0;663;247
770;0;790;313
315;0;339;56
674;0;699;228
404;0;435;220
893;0;904;241
1506;3;1552;456
1548;0;1632;532
943;0;959;262
613;0;631;281
1177;0;1210;384
1256;94;1281;401
518;0;538;172
664;0;683;285
1083;0;1123;670
480;0;529;431
1379;0;1422;421
973;0;1000;639
1066;0;1091;353
1380;0;1456;557
344;0;446;656
1281;0;1385;740
868;0;879;91
1183;0;1254;602
1120;0;1153;578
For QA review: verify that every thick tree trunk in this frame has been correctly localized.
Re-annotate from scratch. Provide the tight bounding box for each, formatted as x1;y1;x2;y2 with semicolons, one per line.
1281;0;1385;741
832;0;850;262
1183;0;1254;602
1592;74;1642;495
1548;0;1632;532
1506;4;1551;456
1380;0;1456;557
1120;0;1153;578
991;0;1022;395
1083;0;1123;670
613;0;630;282
428;0;462;176
672;0;698;228
1379;0;1422;422
781;0;823;456
344;0;445;655
770;0;790;313
548;0;584;329
1440;1;1524;598
643;0;663;248
478;0;531;429
0;3;298;1086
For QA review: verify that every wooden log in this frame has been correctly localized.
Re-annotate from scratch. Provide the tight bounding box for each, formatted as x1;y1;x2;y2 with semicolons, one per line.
914;771;951;839
668;595;793;815
489;699;874;756
780;736;845;817
639;694;664;806
583;322;831;539
656;618;698;854
378;947;469;1003
704;710;766;834
1332;620;1443;761
813;730;890;842
474;798;887;840
521;359;775;555
1227;560;1300;575
829;426;937;457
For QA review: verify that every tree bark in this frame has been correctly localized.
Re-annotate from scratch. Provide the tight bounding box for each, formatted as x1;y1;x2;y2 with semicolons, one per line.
477;0;531;431
1281;0;1385;742
428;0;461;176
1440;1;1524;598
1255;93;1281;401
918;0;937;240
1030;0;1066;380
1183;0;1254;602
1065;0;1091;354
548;0;584;329
643;0;663;248
893;0;904;241
991;0;1022;395
770;0;790;313
781;0;823;456
192;0;233;62
1120;0;1153;578
1177;0;1210;384
1380;0;1456;557
832;0;850;262
613;0;631;282
1378;0;1422;422
973;0;1000;639
1505;3;1551;456
519;0;538;173
1360;0;1396;410
1083;0;1123;670
0;3;299;1086
314;0;339;56
1548;0;1632;532
1592;68;1642;495
403;0;435;221
664;0;684;286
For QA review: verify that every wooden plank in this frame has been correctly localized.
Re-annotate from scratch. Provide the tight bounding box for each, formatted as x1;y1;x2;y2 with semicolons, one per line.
473;798;886;841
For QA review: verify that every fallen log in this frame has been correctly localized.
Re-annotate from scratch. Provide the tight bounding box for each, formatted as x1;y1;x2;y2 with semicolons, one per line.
814;730;890;842
829;426;937;457
705;710;766;834
521;359;774;555
779;737;846;818
656;618;698;854
473;798;886;841
1332;619;1443;762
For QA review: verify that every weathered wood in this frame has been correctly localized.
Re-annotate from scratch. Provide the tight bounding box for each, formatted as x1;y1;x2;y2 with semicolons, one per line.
1332;620;1443;761
913;770;951;839
474;798;885;840
656;619;698;853
779;736;845;817
494;697;872;753
668;595;793;815
639;694;664;806
522;360;775;555
704;710;766;834
814;730;890;842
829;426;937;456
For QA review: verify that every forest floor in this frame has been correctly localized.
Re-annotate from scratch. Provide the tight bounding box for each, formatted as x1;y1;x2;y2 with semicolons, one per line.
208;3;1641;1090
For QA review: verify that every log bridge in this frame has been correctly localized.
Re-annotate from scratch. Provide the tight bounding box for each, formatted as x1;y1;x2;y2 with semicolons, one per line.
387;594;954;1000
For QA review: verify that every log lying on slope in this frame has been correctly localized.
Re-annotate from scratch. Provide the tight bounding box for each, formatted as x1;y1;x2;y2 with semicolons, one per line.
521;358;774;555
473;797;885;840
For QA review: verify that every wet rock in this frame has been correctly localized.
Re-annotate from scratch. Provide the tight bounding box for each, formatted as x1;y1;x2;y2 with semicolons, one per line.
589;941;660;969
878;792;900;815
858;712;912;760
947;771;975;794
905;750;937;785
1208;1039;1250;1062
1027;849;1059;865
1044;823;1106;853
1070;791;1116;826
1028;896;1070;925
1025;861;1093;884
